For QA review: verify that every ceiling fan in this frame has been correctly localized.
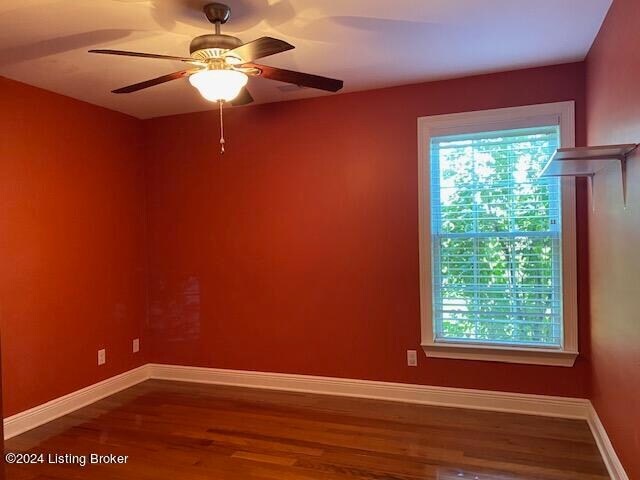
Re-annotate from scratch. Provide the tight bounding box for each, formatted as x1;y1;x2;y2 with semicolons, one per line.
89;2;344;107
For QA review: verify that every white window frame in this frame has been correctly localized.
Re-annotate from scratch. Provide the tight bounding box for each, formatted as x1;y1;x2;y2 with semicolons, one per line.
418;102;578;367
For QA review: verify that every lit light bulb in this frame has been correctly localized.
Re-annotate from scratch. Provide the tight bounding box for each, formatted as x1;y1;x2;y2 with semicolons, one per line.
189;69;248;102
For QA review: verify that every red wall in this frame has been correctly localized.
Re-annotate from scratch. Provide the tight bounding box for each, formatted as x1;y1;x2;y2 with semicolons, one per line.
144;62;591;398
586;0;640;476
0;77;148;417
0;336;4;479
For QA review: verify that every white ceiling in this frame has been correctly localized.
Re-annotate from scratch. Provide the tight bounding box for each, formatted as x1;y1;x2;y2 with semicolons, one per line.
0;0;612;119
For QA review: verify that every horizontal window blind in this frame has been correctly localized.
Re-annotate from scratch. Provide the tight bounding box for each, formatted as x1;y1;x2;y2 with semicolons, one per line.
430;126;563;347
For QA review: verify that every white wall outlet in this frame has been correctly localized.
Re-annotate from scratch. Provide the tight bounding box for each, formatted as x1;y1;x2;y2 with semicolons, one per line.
407;349;418;366
133;338;140;353
97;349;106;366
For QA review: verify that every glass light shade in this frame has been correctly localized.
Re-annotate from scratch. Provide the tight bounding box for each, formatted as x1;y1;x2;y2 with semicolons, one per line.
189;70;248;102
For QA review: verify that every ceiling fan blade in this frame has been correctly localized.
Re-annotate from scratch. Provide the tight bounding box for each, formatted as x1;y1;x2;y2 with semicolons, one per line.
112;69;200;94
224;37;294;64
230;87;254;106
89;49;205;66
246;63;343;92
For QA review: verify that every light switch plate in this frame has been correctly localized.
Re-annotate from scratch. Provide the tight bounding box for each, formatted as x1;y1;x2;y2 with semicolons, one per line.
407;350;418;366
133;338;140;353
97;349;106;366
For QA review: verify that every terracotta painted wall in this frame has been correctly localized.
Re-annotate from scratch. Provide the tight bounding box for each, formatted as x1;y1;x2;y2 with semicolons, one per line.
586;0;640;476
0;336;4;479
0;77;148;417
144;62;591;398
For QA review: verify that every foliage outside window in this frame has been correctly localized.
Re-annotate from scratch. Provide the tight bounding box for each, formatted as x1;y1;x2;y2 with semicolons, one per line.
430;126;562;347
418;103;578;366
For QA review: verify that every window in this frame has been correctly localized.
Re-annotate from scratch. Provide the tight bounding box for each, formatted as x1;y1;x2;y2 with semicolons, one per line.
418;103;578;366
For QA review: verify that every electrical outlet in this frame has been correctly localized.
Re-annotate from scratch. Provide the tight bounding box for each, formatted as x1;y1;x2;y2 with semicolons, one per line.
407;349;418;366
97;349;106;366
133;338;140;353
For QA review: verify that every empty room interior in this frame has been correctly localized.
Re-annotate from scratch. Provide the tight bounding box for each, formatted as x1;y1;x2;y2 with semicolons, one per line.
1;0;639;478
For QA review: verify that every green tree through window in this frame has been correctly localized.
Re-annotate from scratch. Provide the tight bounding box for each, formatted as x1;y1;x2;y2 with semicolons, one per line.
430;126;563;347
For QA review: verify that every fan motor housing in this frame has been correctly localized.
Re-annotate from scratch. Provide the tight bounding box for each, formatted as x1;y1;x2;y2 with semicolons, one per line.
190;34;242;59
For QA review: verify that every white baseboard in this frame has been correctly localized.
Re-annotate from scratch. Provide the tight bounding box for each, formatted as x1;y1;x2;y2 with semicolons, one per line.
587;404;629;480
3;365;149;440
3;363;628;479
148;363;591;419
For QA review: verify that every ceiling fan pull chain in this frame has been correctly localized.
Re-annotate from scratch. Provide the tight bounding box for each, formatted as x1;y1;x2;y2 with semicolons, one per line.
219;101;225;154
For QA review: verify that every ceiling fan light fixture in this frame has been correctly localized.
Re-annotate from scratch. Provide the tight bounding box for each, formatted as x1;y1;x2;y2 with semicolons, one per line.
189;69;248;102
223;55;244;65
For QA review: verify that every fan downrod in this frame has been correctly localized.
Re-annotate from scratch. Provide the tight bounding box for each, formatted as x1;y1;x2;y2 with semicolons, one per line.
190;3;240;56
203;3;231;25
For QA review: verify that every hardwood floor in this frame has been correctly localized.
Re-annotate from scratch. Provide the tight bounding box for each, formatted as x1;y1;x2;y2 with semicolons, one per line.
5;380;609;479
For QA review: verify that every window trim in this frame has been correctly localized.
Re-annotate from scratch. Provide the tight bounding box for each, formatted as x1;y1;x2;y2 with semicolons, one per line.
418;102;578;367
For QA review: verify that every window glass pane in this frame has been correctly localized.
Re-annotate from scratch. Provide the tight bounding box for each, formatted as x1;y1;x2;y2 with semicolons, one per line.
430;126;562;347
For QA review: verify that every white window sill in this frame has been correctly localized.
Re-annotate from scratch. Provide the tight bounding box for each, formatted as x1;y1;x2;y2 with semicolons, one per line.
421;342;578;367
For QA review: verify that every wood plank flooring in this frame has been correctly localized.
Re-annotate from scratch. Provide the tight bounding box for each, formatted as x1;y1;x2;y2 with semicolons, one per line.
5;380;609;479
